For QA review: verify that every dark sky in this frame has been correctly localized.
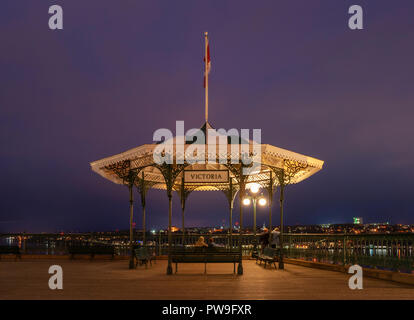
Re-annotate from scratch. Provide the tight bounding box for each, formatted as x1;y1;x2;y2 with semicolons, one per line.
1;1;414;233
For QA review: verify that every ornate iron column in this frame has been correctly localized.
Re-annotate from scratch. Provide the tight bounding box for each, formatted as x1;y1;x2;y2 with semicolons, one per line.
155;163;186;275
127;170;138;269
252;196;257;256
220;178;238;249
279;173;285;269
238;167;246;275
128;183;135;269
228;179;234;248
135;171;156;247
225;163;248;275
175;176;194;246
265;160;308;270
267;171;274;232
167;186;173;274
104;160;139;269
271;166;286;269
181;182;185;245
271;160;308;270
140;172;147;246
136;170;155;246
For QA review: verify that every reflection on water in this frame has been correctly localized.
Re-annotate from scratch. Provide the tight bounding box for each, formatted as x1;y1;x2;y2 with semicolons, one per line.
1;237;131;255
1;235;413;261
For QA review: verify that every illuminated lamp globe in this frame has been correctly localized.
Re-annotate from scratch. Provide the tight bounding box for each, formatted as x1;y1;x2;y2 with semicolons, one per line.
258;198;267;206
249;183;260;194
243;198;251;206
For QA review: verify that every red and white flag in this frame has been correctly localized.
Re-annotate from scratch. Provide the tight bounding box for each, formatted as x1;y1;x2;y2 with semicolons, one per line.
204;37;211;88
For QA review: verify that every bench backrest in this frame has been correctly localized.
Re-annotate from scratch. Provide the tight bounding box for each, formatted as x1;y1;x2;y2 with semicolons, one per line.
171;247;241;263
171;247;240;254
172;253;241;263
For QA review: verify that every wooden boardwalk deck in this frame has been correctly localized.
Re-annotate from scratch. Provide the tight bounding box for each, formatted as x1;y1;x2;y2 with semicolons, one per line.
0;259;413;299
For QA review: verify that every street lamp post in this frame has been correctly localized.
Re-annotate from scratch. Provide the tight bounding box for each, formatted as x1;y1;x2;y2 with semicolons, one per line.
243;184;267;258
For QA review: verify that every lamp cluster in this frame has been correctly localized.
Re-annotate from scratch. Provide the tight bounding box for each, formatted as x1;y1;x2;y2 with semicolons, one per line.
243;183;267;206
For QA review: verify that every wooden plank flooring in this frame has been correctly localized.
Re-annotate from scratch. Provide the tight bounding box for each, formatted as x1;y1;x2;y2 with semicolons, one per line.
0;259;413;299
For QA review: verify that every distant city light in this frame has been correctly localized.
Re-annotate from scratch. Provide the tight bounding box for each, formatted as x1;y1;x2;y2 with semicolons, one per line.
353;217;363;225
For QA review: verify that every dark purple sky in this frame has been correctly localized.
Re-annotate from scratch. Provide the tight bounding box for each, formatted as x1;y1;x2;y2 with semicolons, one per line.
1;1;414;232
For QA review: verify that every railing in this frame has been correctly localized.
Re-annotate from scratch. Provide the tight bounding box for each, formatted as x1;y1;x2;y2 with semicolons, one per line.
136;233;254;256
1;232;413;273
0;232;257;256
284;233;414;273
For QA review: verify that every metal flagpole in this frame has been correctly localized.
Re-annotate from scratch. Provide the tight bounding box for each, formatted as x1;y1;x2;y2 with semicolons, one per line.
204;32;208;123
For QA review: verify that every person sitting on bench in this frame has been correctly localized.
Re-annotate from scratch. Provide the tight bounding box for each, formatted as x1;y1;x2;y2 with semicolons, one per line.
270;228;280;248
195;236;208;247
259;229;270;253
208;237;220;248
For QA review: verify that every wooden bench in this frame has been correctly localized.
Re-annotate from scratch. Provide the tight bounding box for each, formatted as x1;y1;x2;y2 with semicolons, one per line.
0;245;21;260
68;245;115;259
257;247;279;269
171;247;241;274
134;247;155;268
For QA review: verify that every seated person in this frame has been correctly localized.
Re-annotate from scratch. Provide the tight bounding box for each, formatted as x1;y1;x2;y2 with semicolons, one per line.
270;228;280;248
208;237;220;248
194;236;208;247
259;230;270;253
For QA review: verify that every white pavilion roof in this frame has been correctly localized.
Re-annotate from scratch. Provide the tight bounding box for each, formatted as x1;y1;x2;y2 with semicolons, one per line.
90;124;324;191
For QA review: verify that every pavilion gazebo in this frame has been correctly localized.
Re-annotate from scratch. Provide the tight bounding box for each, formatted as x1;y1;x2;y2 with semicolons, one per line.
90;33;324;275
90;121;323;274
